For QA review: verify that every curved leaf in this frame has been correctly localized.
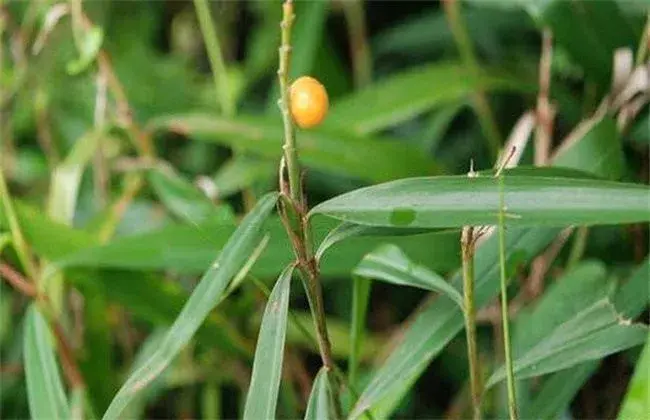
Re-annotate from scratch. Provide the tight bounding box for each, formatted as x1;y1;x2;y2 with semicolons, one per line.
243;265;294;420
347;227;559;419
311;174;650;228
23;305;71;420
304;367;335;420
353;244;463;309
328;62;532;135
103;192;278;420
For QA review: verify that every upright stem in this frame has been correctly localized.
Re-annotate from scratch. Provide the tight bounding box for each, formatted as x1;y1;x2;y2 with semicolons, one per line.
193;0;235;117
342;0;372;88
461;226;481;419
278;1;302;203
443;0;502;159
497;176;518;420
277;1;339;416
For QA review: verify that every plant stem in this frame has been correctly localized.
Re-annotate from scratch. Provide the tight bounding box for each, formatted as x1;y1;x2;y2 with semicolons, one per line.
566;227;589;270
193;0;235;117
278;0;301;203
342;0;372;88
277;1;339;416
497;175;518;420
461;226;481;419
0;166;36;280
443;0;502;159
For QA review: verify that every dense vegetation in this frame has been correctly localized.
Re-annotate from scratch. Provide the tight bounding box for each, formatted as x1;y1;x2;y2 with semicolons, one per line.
1;0;648;419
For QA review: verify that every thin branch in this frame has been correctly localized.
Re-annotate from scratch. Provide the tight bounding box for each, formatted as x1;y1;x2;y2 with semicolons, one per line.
535;29;555;165
0;262;85;389
443;0;503;159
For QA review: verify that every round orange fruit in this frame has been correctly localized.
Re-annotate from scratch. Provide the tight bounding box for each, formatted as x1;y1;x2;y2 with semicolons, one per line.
289;76;329;129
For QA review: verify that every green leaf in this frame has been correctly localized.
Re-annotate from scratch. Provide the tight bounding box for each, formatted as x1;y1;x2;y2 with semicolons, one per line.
147;167;235;224
47;131;100;224
315;222;436;262
487;262;648;387
353;244;463;309
150;114;441;182
552;116;624;180
311;174;650;228
522;361;599;419
67;26;104;75
102;192;278;419
618;338;650;419
243;264;294;420
349;276;371;388
212;156;275;199
23;305;71;420
347;227;560;418
327;62;531;135
524;0;636;84
521;257;650;419
304;367;336;420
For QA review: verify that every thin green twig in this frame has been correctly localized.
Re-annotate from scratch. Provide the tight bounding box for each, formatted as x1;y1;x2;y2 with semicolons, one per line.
497;174;518;420
443;0;502;159
342;0;372;88
461;225;482;420
194;0;235;117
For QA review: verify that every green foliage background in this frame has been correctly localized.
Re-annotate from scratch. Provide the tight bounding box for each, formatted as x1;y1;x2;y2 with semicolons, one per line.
1;0;648;419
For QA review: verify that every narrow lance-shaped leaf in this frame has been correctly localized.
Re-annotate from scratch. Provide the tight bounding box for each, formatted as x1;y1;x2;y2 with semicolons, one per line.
349;275;371;387
243;264;294;420
23;305;71;420
514;257;650;419
103;192;278;420
487;299;647;387
487;262;649;389
311;174;650;228
327;62;531;135
353;244;463;310
304;367;336;420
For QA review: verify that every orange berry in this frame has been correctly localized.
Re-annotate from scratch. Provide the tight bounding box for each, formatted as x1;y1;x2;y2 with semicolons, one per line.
289;76;329;129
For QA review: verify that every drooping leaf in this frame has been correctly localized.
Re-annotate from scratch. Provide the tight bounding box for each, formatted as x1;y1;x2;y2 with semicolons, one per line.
311;174;650;228
347;228;560;419
487;262;648;387
23;305;71;420
47;131;101;225
243;265;294;420
102;192;278;419
150;114;441;182
327;62;531;135
304;367;336;420
353;244;463;309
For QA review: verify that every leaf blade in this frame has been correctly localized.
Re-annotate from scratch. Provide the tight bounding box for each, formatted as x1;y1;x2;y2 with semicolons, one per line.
311;175;650;228
304;367;335;420
102;192;278;419
23;305;71;420
353;244;463;309
243;264;294;420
